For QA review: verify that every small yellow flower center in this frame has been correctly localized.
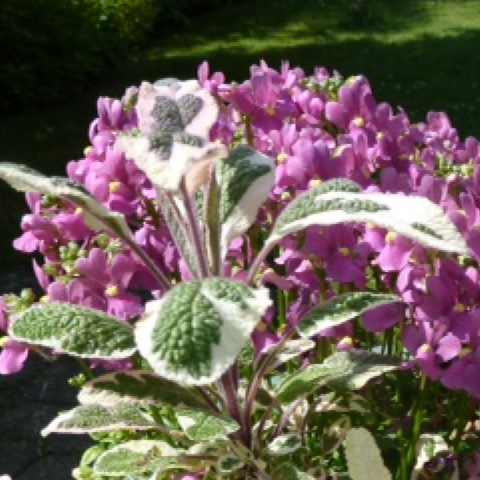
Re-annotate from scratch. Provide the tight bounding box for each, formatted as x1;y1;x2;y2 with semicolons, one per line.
454;303;466;312
105;285;119;297
75;207;83;216
376;131;385;140
0;336;9;348
40;295;49;304
339;336;354;346
353;117;365;128
109;181;121;194
83;146;92;156
460;346;472;357
265;105;276;116
281;191;292;201
385;231;398;244
420;343;432;353
309;178;322;189
333;145;348;158
256;321;268;333
339;247;350;257
277;152;288;164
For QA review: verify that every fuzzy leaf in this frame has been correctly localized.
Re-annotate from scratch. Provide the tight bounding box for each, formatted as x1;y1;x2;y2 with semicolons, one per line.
78;370;207;410
276;361;341;404
135;278;271;385
298;292;401;338
175;409;239;441
217;455;244;474
345;428;391;480
93;440;179;476
268;433;302;456
216;146;275;258
41;405;158;436
322;351;399;391
276;351;399;403
270;180;469;256
412;434;451;480
263;338;316;374
156;189;202;279
10;303;136;359
0;162;131;237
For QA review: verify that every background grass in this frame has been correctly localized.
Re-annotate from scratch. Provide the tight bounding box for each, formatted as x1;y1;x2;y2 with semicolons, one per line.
0;0;479;270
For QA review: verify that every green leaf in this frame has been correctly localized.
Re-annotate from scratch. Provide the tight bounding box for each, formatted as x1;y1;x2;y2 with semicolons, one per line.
156;188;202;279
268;433;302;455
263;338;316;375
276;351;399;404
217;454;244;474
276;362;341;404
345;428;391;480
0;162;131;238
93;440;179;476
41;405;158;436
78;370;208;411
10;303;136;359
175;409;239;441
135;278;271;385
216;146;275;258
322;351;399;391
271;463;316;480
269;179;469;256
297;292;401;338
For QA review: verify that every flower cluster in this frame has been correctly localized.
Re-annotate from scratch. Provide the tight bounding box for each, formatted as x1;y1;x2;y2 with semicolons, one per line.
2;60;480;478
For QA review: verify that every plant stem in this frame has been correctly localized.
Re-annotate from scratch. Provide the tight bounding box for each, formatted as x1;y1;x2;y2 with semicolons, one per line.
180;180;211;278
246;240;275;285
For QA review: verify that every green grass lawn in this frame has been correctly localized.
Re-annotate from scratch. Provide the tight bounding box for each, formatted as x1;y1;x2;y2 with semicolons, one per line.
0;0;479;268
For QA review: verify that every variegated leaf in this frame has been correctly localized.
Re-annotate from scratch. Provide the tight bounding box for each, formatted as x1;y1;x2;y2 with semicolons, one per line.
276;351;399;403
217;455;244;474
78;370;208;410
0;162;131;238
269;179;469;256
271;463;316;480
297;292;400;338
345;428;391;480
216;146;275;258
41;405;158;436
10;303;136;359
175;409;239;441
268;433;302;456
322;351;399;391
93;440;179;476
135;278;271;385
412;434;452;480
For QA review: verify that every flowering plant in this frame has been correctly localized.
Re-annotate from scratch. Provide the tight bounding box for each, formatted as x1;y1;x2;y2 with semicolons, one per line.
2;61;480;479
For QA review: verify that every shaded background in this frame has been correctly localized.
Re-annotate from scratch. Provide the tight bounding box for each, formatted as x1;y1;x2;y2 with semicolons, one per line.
0;0;480;478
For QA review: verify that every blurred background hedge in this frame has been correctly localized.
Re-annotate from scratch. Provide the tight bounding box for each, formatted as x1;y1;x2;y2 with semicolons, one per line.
0;0;242;113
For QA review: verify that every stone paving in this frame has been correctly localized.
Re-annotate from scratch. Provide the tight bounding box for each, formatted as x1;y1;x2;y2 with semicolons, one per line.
0;355;91;479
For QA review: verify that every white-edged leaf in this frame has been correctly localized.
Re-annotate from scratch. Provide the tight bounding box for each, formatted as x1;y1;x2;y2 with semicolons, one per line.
0;162;131;238
41;405;158;436
268;433;302;456
345;428;391;480
269;179;469;256
175;409;239;442
322;350;399;391
276;351;399;404
135;278;271;385
216;146;275;258
217;454;244;474
10;303;136;359
298;292;401;338
155;188;201;279
78;370;208;410
412;434;452;480
93;440;179;476
263;338;316;374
